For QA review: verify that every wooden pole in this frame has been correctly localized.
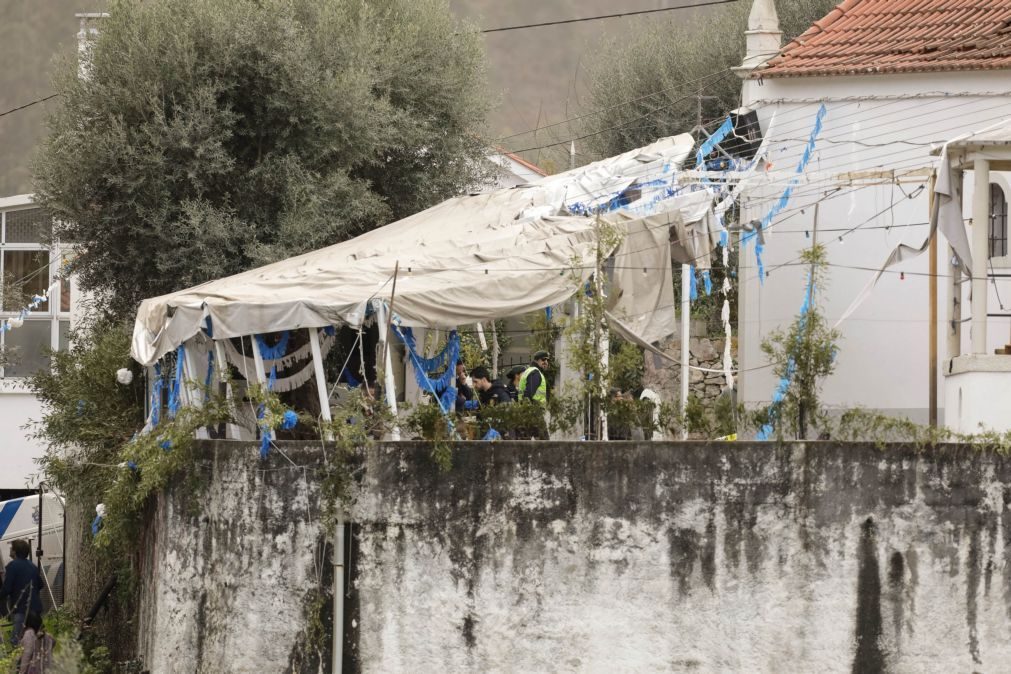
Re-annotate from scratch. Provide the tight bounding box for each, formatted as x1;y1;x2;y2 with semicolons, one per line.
928;173;938;427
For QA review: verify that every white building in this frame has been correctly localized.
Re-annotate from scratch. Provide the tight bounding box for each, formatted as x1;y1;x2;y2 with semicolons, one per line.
0;195;78;496
736;0;1011;429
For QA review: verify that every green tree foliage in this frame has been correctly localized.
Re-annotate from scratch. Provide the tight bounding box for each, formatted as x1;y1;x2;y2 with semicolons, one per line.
579;0;840;159
759;245;840;439
33;0;491;318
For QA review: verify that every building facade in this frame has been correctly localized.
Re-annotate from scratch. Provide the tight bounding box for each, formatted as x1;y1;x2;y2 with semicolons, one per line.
0;194;78;495
736;0;1011;426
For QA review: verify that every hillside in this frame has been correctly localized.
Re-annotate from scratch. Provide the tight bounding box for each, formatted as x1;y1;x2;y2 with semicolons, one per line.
0;0;727;193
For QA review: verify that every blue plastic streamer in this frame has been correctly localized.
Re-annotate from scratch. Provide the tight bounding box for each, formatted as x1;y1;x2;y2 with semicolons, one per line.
702;270;712;295
167;345;185;419
483;428;502;441
260;434;271;459
396;327;459;373
150;363;162;427
393;323;458;428
756;271;816;440
255;331;291;360
696;116;735;168
281;410;298;430
744;104;828;284
689;266;698;301
91;514;102;537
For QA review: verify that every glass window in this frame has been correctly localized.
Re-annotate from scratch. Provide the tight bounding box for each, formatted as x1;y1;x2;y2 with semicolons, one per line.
60;278;71;313
0;205;69;378
4;208;52;244
3;250;50;312
989;183;1008;258
5;320;52;377
58;320;71;352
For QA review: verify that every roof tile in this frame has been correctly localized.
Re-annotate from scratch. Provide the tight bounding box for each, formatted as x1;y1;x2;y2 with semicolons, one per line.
758;0;1011;77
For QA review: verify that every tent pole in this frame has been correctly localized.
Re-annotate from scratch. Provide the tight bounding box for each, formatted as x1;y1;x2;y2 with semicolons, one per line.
309;328;334;440
491;322;499;378
332;517;345;674
181;339;209;439
250;335;272;445
375;303;401;440
681;264;690;440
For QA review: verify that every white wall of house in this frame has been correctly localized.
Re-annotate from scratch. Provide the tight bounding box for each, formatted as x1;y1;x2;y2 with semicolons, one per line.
738;70;1011;425
0;194;77;490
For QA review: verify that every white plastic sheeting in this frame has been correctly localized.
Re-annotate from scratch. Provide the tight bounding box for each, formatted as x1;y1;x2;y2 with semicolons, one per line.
131;134;700;366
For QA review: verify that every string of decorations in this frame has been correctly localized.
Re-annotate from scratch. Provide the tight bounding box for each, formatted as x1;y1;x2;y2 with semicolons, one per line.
743;104;828;282
393;324;459;417
0;279;60;333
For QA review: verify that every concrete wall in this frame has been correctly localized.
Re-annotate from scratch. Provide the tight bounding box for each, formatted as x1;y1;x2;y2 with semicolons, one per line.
738;69;1011;425
0;380;47;490
137;440;1011;673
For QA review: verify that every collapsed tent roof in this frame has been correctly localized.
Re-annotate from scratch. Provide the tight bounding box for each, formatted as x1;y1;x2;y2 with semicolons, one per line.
132;133;716;366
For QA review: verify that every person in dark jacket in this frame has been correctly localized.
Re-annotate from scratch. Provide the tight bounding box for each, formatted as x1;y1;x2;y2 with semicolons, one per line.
454;362;475;412
1;539;43;644
505;365;525;401
471;367;512;407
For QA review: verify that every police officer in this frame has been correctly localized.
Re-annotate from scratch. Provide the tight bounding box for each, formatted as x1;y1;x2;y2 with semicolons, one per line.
519;351;550;404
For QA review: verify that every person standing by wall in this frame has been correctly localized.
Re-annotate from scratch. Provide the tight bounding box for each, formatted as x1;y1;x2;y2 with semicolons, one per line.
1;540;42;644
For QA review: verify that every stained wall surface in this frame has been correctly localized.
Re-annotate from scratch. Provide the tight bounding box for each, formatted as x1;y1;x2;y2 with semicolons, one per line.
136;440;1011;673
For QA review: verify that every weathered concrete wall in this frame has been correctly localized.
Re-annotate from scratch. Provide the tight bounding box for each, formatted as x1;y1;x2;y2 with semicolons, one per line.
138;440;1011;673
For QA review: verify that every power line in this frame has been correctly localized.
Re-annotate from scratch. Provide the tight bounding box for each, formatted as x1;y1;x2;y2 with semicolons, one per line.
494;68;734;144
481;0;740;34
0;94;60;119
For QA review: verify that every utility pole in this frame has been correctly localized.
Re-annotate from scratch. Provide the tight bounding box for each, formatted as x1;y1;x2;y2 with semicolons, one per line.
799;204;819;440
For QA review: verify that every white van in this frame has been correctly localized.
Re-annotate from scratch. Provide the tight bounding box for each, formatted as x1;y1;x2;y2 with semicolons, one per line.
0;493;65;610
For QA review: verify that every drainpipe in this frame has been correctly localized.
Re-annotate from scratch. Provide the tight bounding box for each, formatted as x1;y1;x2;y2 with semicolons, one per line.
332;519;344;673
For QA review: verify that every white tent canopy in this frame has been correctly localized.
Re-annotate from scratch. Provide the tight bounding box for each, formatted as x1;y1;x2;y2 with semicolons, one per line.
131;134;708;366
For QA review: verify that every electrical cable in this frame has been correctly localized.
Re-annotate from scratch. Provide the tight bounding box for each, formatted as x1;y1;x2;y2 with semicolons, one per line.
0;94;60;119
480;0;740;34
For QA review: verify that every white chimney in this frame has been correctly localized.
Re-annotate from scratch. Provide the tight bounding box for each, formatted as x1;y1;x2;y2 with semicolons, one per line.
734;0;783;78
75;12;108;80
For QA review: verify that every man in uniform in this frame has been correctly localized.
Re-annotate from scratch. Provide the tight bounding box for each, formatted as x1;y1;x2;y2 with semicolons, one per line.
519;351;551;404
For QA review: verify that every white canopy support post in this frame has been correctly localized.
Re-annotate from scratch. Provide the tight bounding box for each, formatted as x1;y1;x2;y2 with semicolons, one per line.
309;328;334;440
250;335;272;446
491;322;500;378
375;303;401;440
680;263;690;439
476;322;487;351
146;364;157;427
333;517;345;674
972;158;990;355
181;340;209;439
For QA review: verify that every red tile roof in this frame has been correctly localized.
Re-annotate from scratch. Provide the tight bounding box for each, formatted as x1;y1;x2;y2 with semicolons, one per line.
492;146;548;176
758;0;1011;78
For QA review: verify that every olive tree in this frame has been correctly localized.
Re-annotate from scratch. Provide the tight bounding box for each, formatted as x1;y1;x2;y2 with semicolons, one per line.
34;0;491;318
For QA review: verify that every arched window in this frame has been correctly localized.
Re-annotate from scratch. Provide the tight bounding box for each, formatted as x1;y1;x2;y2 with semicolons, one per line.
990;183;1008;258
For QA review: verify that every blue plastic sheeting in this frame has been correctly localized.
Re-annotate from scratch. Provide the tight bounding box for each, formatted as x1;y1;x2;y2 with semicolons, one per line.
255;331;291;360
743;104;828;284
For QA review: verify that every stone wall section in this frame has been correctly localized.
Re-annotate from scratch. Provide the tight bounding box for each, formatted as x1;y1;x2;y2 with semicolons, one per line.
642;320;734;403
133;440;1011;673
